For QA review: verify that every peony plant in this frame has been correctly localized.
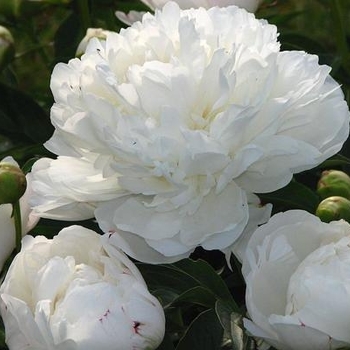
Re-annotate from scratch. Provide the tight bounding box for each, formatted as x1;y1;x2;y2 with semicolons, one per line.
0;226;165;350
0;1;349;349
30;3;349;263
242;210;350;350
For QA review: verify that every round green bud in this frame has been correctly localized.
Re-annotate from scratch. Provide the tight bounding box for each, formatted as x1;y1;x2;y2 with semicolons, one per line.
316;196;350;223
0;162;26;204
317;170;350;200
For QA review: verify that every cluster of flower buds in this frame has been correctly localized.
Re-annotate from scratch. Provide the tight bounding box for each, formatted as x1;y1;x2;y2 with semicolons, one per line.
316;169;350;222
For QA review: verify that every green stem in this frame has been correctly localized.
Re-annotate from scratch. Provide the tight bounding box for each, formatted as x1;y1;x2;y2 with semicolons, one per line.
12;200;22;253
77;0;91;32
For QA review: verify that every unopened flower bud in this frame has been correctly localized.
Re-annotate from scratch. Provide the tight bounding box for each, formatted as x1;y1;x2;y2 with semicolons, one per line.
0;26;14;71
76;28;110;57
316;196;350;223
0;161;27;204
317;170;350;200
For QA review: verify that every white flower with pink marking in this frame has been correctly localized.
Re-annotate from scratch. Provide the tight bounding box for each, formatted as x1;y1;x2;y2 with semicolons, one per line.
0;226;165;349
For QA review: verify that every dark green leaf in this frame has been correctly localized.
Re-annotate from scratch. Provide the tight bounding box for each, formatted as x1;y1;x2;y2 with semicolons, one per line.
172;286;217;308
216;299;236;333
0;83;52;143
137;263;201;296
174;259;238;310
318;154;350;168
176;309;223;350
216;301;253;350
54;12;83;63
0;145;52;166
230;312;246;350
259;178;320;213
156;332;176;350
279;31;326;53
152;288;180;307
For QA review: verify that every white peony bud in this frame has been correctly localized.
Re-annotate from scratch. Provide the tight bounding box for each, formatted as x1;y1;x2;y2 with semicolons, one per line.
242;210;350;350
0;226;165;350
76;28;111;57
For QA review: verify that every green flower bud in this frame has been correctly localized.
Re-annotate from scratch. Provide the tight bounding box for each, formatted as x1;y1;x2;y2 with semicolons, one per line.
317;170;350;200
0;162;26;204
316;196;350;223
0;26;14;71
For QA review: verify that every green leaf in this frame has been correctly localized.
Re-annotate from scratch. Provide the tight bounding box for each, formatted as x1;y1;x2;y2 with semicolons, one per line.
175;309;224;350
317;154;350;168
138;259;239;310
216;300;253;350
156;333;176;350
216;299;235;333
258;178;320;213
137;263;201;297
279;31;326;53
172;286;217;308
54;11;83;63
174;259;238;310
152;289;180;308
0;145;51;165
229;312;246;350
0;83;52;144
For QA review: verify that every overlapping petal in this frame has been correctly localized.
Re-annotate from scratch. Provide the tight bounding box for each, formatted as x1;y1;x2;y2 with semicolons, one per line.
0;226;165;349
31;3;349;263
243;210;350;350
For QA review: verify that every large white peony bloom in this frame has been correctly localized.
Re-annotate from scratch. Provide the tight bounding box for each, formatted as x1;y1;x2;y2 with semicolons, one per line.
31;3;349;263
116;0;263;25
0;157;38;271
242;210;350;350
0;226;165;350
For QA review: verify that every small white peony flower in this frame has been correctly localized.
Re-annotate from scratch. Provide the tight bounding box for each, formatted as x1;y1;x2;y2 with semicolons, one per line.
0;226;165;350
31;3;349;263
242;210;350;350
0;157;38;271
116;0;263;25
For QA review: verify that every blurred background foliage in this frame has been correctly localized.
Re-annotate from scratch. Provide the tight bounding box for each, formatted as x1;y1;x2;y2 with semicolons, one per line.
0;1;349;349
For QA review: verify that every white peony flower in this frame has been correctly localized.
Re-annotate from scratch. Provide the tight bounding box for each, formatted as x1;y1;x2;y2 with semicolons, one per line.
31;3;349;263
242;210;350;350
0;157;38;271
116;0;263;25
0;226;165;350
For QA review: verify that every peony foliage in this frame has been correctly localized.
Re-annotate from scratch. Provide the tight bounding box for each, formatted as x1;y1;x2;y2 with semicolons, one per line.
0;1;350;350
